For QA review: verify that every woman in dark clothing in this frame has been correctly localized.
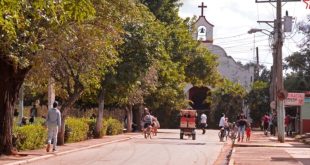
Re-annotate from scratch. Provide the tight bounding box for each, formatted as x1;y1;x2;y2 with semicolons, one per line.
237;115;247;142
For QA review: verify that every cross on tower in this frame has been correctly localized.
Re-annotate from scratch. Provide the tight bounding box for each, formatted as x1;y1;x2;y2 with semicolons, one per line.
198;2;207;17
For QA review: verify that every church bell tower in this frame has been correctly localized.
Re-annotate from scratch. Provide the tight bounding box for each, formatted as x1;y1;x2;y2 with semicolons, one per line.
193;2;214;44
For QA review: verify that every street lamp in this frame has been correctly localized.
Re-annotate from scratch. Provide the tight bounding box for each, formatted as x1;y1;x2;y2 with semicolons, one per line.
248;28;272;36
248;27;277;118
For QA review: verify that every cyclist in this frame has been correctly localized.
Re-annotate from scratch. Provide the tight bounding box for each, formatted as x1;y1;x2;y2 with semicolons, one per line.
218;113;226;141
224;117;230;140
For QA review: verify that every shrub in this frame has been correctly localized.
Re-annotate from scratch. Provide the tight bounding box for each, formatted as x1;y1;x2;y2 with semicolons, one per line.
85;119;96;139
65;117;89;143
13;125;47;151
84;118;108;138
104;118;123;135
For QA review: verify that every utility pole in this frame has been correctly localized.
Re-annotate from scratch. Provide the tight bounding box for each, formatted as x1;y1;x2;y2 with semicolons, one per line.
255;0;298;143
275;0;285;142
256;47;259;80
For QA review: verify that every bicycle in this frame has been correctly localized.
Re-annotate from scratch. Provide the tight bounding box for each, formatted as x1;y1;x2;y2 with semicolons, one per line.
218;127;226;142
144;125;152;139
229;129;237;145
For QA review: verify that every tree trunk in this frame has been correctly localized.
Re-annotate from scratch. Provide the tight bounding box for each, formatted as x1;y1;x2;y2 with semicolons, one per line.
0;57;30;155
57;90;83;145
126;105;133;132
95;89;105;138
58;112;66;145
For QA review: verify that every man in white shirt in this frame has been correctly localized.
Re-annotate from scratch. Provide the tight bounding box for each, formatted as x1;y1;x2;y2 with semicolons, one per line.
200;113;207;134
219;113;225;129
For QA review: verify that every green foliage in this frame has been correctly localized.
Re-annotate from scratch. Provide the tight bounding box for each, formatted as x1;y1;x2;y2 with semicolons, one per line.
284;51;310;91
209;79;247;127
140;0;182;24
65;117;89;143
283;16;310;92
103;6;167;107
245;80;270;126
0;0;95;68
13;124;47;151
185;52;219;87
258;67;271;82
105;118;123;135
84;118;107;138
251;81;268;90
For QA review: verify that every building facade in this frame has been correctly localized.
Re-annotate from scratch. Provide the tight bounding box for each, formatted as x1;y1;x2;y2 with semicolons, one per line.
185;2;254;111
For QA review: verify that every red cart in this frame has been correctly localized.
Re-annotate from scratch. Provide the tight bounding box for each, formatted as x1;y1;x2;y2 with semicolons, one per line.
179;109;197;140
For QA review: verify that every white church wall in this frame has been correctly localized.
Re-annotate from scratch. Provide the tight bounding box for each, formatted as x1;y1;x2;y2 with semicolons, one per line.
203;44;254;91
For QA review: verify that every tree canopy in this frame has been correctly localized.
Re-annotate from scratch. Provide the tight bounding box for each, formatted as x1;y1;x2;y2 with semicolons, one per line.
284;15;310;92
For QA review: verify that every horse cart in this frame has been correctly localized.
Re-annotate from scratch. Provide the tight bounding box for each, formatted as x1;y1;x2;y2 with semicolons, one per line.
179;109;197;140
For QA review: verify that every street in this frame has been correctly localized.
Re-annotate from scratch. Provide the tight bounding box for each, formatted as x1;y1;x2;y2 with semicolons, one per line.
26;129;226;165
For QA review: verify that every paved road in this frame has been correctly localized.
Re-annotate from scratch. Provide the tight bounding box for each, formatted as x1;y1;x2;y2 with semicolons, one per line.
26;129;225;165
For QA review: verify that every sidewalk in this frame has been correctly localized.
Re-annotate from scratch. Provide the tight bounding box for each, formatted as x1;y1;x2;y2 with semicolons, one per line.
229;131;310;165
0;133;139;165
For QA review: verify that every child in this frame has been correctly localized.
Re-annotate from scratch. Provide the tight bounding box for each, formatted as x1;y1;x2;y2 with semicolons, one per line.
246;124;251;142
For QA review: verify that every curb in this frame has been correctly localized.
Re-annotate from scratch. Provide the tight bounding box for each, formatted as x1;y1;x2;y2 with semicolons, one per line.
228;148;235;165
233;143;291;148
4;137;132;165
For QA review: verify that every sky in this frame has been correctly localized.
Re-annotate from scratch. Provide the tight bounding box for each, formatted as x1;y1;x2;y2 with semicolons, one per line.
178;0;310;69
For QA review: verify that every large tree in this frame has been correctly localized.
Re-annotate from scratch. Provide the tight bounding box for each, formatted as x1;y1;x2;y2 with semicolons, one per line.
245;81;270;126
102;7;168;131
140;0;182;24
210;79;246;127
284;15;310;92
27;0;141;142
0;0;95;155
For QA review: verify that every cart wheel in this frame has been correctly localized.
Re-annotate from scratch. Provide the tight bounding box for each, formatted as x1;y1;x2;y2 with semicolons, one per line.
192;134;196;140
180;133;184;139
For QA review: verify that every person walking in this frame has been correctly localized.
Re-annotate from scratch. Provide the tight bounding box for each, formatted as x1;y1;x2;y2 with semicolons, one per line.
263;113;270;135
46;101;61;152
200;113;207;134
29;104;37;124
271;112;277;136
246;123;251;142
237;115;247;142
285;114;292;136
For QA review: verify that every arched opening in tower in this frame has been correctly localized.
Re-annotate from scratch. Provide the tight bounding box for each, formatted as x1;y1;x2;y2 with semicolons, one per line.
189;86;210;110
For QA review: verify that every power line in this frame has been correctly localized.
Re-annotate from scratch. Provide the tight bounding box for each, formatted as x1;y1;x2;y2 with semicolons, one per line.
219;39;270;49
214;35;268;45
214;33;248;40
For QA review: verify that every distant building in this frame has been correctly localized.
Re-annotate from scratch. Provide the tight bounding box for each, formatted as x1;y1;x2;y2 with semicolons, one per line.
185;2;254;111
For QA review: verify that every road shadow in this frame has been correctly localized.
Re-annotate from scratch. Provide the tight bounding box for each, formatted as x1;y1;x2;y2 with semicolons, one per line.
181;142;206;145
134;139;206;146
271;157;299;163
157;137;181;140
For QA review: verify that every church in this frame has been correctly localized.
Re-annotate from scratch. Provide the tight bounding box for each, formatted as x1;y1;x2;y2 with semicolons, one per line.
184;2;255;110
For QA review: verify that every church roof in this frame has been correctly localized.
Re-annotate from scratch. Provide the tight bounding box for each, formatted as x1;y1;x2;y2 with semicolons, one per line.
195;16;214;27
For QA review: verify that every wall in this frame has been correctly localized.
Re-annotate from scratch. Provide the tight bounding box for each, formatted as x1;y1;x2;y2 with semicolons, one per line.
301;98;310;133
